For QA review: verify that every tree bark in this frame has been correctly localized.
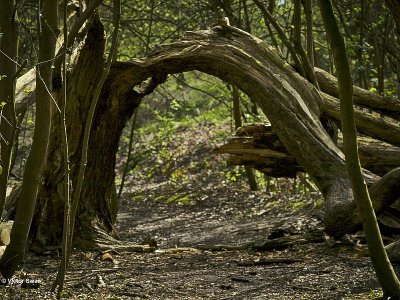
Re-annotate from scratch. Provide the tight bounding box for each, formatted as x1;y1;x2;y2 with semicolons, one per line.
0;0;58;278
319;0;400;296
28;17;165;249
321;93;400;147
0;0;18;218
30;17;118;249
315;67;400;120
232;85;258;191
214;124;400;177
213;124;302;178
385;0;400;36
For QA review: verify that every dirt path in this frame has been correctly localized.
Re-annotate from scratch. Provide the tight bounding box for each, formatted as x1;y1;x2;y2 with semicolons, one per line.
0;182;393;299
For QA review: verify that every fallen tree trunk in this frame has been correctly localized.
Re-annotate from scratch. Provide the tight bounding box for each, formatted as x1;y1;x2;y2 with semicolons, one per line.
321;93;400;147
213;124;301;178
316;67;400;121
214;124;400;235
214;124;400;177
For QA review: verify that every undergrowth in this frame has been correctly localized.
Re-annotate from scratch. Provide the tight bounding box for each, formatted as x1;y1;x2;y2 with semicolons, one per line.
115;72;321;207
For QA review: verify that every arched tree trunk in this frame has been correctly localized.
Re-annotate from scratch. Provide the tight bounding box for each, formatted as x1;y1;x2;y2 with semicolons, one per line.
110;25;389;237
28;16;167;249
15;22;400;249
30;18;140;249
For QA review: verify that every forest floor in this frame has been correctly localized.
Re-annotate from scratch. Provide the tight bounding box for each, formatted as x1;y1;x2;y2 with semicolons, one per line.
2;119;396;300
0;178;394;300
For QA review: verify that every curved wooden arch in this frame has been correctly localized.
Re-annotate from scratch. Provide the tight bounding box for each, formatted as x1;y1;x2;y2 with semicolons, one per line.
20;22;400;247
110;25;370;236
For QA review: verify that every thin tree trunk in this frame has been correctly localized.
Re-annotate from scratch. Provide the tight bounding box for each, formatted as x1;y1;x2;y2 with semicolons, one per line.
303;0;315;68
397;48;400;99
117;109;138;200
232;86;242;129
385;0;400;36
357;0;368;89
319;0;400;297
51;0;71;294
377;13;390;95
53;0;121;295
0;0;58;278
9;107;27;177
0;0;18;218
253;0;304;76
292;0;319;87
242;0;252;34
232;86;258;191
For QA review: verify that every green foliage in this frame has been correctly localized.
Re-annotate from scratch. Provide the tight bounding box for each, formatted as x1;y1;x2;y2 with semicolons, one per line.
116;68;330;200
225;166;243;183
342;289;382;300
368;289;383;298
166;193;194;204
101;1;221;59
116;72;234;187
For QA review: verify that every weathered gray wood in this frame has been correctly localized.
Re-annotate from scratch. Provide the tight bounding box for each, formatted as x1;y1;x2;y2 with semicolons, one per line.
15;69;35;115
214;124;400;177
321;93;400;147
316;67;400;120
0;221;13;246
386;239;400;262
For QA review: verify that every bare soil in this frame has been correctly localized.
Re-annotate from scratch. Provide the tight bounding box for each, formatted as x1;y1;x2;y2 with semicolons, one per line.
0;180;394;299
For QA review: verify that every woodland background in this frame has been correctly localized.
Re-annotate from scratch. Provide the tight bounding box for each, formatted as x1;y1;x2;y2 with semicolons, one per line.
1;0;400;299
